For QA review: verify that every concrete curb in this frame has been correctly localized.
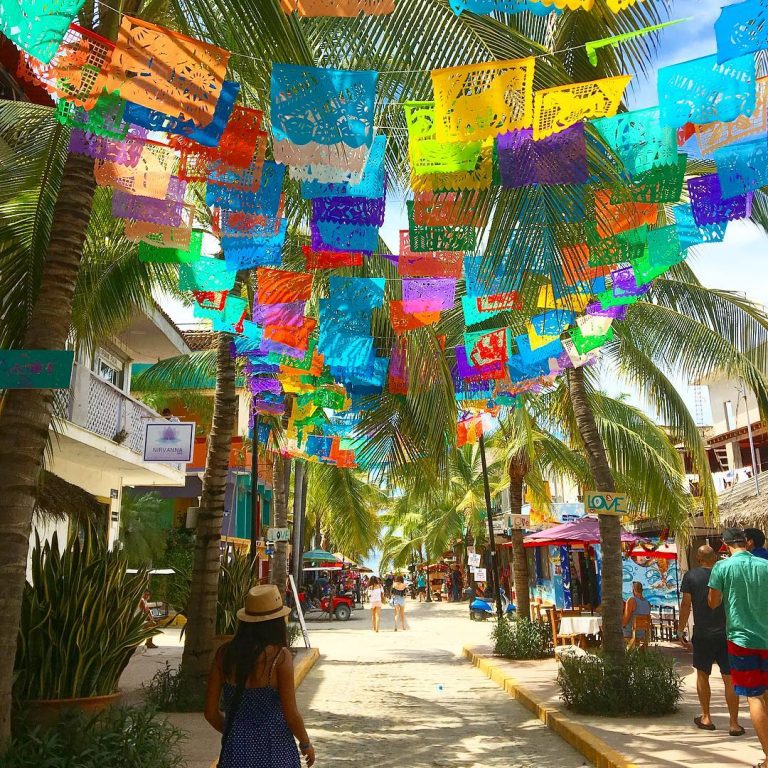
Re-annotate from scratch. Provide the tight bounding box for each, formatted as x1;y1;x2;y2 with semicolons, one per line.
463;646;639;768
294;647;320;689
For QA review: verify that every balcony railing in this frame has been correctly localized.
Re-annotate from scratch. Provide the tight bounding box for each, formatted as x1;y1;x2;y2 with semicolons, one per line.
61;361;176;462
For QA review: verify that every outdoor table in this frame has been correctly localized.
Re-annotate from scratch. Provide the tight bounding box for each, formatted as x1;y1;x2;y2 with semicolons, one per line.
558;615;602;647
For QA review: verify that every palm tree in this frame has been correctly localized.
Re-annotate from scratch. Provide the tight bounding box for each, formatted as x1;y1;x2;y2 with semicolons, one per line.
119;492;168;567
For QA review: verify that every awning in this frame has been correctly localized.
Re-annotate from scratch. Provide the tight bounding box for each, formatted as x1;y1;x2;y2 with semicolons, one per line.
628;541;677;560
303;548;341;562
519;515;641;548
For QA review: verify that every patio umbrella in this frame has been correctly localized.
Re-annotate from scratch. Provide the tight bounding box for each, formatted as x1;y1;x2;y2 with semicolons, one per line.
520;515;641;548
628;541;677;559
302;548;341;562
333;552;358;567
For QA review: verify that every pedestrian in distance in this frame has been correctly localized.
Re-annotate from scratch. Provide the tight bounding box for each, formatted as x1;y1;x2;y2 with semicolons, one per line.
368;575;384;633
708;528;768;768
205;585;315;768
745;528;768;561
139;590;159;649
450;564;463;602
384;572;394;600
391;575;408;631
416;571;427;602
679;545;744;736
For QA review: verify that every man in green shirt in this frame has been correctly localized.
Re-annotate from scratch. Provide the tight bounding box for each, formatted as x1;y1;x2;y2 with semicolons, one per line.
709;528;768;768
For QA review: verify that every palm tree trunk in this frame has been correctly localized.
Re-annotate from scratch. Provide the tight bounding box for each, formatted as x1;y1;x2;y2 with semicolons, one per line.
0;150;97;747
269;455;290;589
568;366;624;660
508;460;530;622
180;331;238;686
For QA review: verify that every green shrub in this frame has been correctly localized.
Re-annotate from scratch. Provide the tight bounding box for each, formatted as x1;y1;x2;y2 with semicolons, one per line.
492;616;553;660
287;622;302;647
557;648;683;716
143;662;205;713
6;705;185;768
217;550;260;635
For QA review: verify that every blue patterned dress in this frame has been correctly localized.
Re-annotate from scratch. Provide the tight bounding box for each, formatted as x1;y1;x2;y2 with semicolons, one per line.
218;678;301;768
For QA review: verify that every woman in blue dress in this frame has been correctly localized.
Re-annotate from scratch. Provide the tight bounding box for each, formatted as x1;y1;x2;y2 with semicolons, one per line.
205;585;315;768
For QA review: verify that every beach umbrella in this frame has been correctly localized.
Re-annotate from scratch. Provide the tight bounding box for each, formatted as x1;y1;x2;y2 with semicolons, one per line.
302;548;341;562
520;515;641;548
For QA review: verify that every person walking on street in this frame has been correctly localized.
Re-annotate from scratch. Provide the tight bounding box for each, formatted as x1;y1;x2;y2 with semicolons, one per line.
140;590;159;649
450;564;463;602
391;575;408;631
745;528;768;561
205;585;315;767
680;545;744;736
384;572;394;600
416;571;427;602
709;528;768;768
368;576;384;633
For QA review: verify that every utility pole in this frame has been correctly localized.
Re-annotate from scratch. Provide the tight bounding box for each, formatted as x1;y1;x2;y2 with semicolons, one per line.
249;411;261;561
291;461;305;588
479;433;503;619
740;379;761;496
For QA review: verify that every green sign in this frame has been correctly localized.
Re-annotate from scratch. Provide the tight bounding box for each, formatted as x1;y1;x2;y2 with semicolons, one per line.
585;491;629;516
0;350;75;389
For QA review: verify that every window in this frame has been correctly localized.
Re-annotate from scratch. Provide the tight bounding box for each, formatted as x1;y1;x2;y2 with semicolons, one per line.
724;400;735;430
94;348;124;389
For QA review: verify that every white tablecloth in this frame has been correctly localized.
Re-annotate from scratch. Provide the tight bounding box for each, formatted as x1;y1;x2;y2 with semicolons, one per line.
559;615;602;636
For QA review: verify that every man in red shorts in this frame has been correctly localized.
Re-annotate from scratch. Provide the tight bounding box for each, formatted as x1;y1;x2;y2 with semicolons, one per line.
709;528;768;768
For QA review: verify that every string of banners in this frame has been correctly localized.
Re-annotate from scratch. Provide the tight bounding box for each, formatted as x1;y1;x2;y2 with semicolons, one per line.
4;0;768;465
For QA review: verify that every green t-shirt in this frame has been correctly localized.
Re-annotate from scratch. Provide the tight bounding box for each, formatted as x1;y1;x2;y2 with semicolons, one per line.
709;551;768;649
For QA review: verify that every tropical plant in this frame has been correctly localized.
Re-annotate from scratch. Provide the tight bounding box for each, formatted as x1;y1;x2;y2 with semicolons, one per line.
492;616;553;660
217;549;259;637
14;530;153;701
119;492;169;568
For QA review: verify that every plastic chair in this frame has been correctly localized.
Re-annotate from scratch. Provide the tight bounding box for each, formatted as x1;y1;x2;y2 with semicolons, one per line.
628;614;652;649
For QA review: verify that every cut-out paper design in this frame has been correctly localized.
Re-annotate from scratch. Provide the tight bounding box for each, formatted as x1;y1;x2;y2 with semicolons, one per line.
303;245;364;270
124;80;240;148
673;204;727;250
222;209;283;237
178;257;237;292
695;76;768;156
715;0;768;63
497;124;587;187
257;269;314;305
17;24;112;109
593;107;677;179
105;16;230;127
112;189;185;226
688;173;752;226
657;53;756;129
195;295;248;335
465;328;510;367
617;153;687;204
585;19;685;67
594;190;657;237
75;127;148;167
223;223;287;271
449;0;559;15
412;191;486;227
455;345;505;381
123;204;195;248
533;76;631;140
139;231;203;264
585;223;648;266
193;291;228;311
714;137;768;198
1;0;87;64
631;225;684;285
311;220;379;254
329;276;385;310
301;135;386;199
271;63;377;163
462;291;521;326
93;143;178;199
215;106;266;168
431;57;534;143
407;202;476;253
531;309;575;336
399;232;464;278
264;317;316;352
404;101;482;175
569;325;613;355
312;196;385;227
411;141;494;193
609;267;648;299
402;278;457;313
464;255;515;297
515;332;563;366
561;244;611;284
576;314;613;338
207;152;268;192
55;90;127;139
280;0;395;15
254;302;307;330
206;161;285;216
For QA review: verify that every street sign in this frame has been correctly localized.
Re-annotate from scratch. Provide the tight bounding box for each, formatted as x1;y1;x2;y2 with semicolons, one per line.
0;350;74;389
268;527;291;542
468;553;481;568
474;567;487;582
585;491;629;516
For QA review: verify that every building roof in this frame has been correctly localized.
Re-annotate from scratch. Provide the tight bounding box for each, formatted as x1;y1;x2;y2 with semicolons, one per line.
719;482;768;530
181;328;216;352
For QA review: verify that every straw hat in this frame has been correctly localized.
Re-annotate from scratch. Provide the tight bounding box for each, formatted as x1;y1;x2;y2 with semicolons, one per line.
236;585;291;623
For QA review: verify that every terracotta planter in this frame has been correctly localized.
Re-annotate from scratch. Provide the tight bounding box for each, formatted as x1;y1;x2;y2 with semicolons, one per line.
25;691;122;729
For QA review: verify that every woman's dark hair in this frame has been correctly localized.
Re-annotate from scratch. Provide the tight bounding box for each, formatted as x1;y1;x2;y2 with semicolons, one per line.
395;575;404;583
222;617;288;687
369;576;379;586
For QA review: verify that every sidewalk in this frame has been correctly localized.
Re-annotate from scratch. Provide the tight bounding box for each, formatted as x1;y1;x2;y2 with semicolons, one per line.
465;642;763;768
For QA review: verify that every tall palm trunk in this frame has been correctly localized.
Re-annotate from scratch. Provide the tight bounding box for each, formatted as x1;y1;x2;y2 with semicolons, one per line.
568;366;624;660
269;455;290;589
508;458;530;622
180;331;238;686
0;150;96;746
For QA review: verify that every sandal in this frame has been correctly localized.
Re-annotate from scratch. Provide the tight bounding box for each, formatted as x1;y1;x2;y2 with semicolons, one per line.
729;726;745;737
694;716;716;731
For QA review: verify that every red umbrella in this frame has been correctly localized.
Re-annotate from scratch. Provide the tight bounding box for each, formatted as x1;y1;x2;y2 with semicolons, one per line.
628;541;677;560
518;515;641;548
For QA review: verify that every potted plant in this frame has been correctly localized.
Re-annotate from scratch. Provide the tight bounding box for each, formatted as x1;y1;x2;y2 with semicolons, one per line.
14;526;154;727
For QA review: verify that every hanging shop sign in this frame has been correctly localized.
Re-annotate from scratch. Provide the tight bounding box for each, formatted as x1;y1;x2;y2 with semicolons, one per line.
268;527;291;542
468;552;481;568
0;350;75;389
473;567;487;582
508;513;529;530
143;421;195;462
585;491;629;516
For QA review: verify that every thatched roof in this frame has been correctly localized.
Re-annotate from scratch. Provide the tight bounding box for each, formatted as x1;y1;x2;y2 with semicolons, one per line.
36;470;106;525
718;482;768;529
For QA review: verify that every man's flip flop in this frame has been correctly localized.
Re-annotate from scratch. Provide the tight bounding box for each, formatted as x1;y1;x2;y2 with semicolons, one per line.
694;716;716;731
729;726;745;736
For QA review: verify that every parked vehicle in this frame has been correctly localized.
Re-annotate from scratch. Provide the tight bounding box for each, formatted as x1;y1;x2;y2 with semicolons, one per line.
469;588;515;621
